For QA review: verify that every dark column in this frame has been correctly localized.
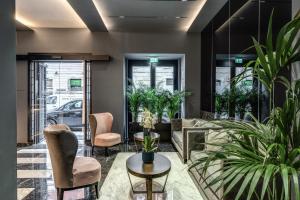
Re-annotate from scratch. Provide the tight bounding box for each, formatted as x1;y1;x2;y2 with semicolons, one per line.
0;0;16;199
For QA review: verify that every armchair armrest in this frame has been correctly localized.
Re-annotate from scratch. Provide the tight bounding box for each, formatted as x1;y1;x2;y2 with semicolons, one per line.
182;127;209;161
186;130;206;160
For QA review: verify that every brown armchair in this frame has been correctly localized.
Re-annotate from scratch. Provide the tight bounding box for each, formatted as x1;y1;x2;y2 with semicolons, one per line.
44;124;101;200
89;112;121;156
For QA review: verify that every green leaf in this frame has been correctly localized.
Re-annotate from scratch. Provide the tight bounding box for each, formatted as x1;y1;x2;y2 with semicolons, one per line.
234;166;258;200
261;164;277;200
247;167;263;200
224;165;253;197
280;164;290;200
290;168;300;200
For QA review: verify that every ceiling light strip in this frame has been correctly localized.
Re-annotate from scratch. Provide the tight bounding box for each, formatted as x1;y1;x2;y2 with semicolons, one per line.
15;15;36;28
92;0;110;30
185;0;207;31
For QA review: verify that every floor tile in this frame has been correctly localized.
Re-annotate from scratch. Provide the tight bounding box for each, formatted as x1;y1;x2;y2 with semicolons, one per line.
17;170;52;179
17;188;34;200
17;157;48;164
18;149;48;154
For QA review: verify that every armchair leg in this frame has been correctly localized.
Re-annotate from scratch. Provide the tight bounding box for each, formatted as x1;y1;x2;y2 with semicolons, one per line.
95;183;99;199
92;146;95;155
57;188;64;200
104;147;109;157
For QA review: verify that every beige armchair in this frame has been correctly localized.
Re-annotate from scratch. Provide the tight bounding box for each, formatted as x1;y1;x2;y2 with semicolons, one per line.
89;112;121;156
171;118;222;163
44;124;101;200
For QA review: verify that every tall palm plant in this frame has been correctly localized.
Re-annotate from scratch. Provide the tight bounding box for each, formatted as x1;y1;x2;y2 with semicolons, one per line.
154;89;169;123
166;90;191;120
237;11;300;112
127;84;142;123
190;13;300;200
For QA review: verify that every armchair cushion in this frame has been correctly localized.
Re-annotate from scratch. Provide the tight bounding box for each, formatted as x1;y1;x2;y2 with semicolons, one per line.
182;119;196;127
206;129;228;151
193;119;221;129
94;133;121;147
73;157;101;187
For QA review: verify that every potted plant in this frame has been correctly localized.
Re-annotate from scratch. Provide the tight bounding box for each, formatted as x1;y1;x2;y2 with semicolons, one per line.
166;90;191;120
127;85;142;123
234;85;251;120
154;89;172;141
190;13;300;200
127;84;143;140
154;89;169;123
215;92;229;118
142;135;157;163
140;86;156;114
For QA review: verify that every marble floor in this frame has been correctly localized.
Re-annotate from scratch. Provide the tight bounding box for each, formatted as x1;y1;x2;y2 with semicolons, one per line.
100;152;203;200
17;132;175;200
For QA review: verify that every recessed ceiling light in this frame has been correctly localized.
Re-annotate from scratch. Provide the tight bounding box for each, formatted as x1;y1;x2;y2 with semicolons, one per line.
119;16;125;19
176;16;181;19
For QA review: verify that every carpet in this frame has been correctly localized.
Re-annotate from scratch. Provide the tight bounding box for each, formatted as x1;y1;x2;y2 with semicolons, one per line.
99;152;203;200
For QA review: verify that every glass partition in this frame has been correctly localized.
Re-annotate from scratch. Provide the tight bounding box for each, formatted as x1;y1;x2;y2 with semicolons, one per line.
201;0;292;121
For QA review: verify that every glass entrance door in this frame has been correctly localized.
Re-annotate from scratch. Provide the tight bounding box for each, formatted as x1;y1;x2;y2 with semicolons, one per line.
29;61;89;144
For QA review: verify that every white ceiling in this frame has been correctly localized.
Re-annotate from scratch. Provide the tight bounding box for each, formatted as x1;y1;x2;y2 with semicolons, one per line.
93;0;206;32
16;0;86;28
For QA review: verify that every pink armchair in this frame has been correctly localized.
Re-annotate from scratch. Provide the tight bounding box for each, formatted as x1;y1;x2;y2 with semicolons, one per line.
89;112;121;156
44;124;101;200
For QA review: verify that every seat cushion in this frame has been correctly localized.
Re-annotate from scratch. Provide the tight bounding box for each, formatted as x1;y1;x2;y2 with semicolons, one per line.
172;131;183;149
72;157;101;187
94;133;121;147
206;129;227;151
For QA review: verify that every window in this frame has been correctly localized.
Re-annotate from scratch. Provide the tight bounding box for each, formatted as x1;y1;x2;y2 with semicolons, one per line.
155;66;174;92
127;59;179;123
132;66;151;88
128;60;178;92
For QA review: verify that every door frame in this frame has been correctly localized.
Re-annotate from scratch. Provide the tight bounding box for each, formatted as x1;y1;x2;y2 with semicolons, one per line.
124;59;180;142
28;60;91;144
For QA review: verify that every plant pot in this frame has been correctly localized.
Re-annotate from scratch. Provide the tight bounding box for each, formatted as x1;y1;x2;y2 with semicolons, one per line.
142;152;154;164
154;122;171;142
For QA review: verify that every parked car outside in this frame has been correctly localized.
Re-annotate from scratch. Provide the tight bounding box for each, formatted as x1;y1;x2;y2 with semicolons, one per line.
46;100;83;130
46;94;82;112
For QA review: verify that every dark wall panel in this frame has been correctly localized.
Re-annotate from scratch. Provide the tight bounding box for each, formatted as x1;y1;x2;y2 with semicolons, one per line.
0;0;16;199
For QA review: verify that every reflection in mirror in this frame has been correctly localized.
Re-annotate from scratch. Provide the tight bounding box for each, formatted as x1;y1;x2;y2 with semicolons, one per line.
200;0;292;122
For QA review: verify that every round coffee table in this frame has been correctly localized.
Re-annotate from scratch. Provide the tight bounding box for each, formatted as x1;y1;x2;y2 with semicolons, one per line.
126;153;171;200
133;132;160;152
